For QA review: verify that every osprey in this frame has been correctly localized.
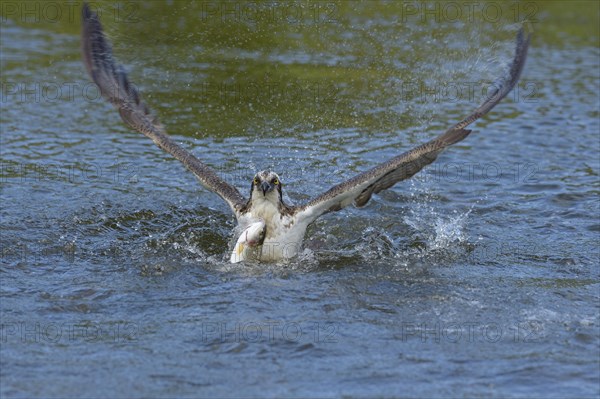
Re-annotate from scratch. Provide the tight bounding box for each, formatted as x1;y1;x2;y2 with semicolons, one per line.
81;4;531;263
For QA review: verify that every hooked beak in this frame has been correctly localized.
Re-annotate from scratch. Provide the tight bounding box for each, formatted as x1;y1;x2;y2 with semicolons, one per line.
260;181;272;196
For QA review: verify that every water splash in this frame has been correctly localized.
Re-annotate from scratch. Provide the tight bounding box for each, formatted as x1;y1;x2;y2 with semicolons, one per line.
430;209;471;250
402;182;473;258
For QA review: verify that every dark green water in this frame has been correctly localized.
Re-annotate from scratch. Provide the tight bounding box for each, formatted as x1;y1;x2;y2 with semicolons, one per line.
1;1;599;397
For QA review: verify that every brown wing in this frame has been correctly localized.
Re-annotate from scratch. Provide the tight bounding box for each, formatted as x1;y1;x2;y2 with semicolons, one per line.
81;3;246;216
294;26;531;224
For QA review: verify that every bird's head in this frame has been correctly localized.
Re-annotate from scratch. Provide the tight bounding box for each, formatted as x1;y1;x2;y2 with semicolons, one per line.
250;170;283;203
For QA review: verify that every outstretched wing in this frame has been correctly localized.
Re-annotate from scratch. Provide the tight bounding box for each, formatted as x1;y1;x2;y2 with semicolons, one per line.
294;27;531;225
81;3;246;217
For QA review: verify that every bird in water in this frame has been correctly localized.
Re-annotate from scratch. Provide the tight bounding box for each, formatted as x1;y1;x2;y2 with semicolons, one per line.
81;4;531;263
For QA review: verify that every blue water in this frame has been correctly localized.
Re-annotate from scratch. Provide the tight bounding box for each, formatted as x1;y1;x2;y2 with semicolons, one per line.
1;2;599;398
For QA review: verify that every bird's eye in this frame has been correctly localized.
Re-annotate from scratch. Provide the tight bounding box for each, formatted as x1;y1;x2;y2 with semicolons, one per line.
272;178;279;185
253;177;259;185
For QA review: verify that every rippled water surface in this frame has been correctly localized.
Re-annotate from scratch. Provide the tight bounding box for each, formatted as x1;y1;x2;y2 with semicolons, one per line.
1;1;599;398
